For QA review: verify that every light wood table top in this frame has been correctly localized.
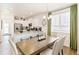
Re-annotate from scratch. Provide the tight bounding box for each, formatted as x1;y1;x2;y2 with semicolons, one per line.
16;36;59;55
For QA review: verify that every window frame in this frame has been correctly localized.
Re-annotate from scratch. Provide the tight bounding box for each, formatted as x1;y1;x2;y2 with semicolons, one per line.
51;8;70;33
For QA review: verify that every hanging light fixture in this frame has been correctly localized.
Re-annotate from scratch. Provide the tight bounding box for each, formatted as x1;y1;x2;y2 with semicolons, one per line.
48;14;52;20
46;3;52;20
42;4;52;21
43;16;46;19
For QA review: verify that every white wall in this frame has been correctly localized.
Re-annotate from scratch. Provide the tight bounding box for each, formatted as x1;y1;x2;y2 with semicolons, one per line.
0;15;1;42
77;4;79;54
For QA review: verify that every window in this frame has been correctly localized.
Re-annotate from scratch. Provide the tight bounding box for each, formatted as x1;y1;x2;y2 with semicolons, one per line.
3;20;10;34
51;8;70;33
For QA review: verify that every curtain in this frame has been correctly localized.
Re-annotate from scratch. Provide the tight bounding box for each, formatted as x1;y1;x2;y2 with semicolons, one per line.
70;4;77;50
47;12;51;36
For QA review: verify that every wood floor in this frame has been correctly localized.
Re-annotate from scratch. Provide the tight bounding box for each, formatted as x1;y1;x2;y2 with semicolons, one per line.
63;46;77;55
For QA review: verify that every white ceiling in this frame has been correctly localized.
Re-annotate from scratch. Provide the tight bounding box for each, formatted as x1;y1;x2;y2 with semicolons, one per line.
12;3;48;17
0;3;74;17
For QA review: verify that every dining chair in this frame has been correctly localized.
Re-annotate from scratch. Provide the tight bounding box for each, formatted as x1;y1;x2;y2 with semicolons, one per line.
9;39;19;55
52;35;65;55
40;35;66;55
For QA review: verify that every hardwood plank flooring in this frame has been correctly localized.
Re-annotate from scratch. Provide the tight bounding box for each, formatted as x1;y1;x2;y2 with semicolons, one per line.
63;46;77;55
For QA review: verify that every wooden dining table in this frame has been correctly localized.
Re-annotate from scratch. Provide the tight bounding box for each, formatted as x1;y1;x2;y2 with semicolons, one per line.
16;36;59;55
